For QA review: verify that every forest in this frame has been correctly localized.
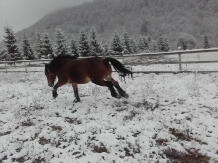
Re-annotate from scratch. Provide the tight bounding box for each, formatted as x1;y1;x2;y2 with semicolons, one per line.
0;0;217;60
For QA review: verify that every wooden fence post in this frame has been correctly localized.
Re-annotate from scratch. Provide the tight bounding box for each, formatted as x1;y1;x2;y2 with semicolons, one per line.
24;62;27;73
5;64;7;73
178;53;182;71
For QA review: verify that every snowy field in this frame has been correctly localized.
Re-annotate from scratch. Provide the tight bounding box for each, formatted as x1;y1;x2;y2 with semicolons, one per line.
0;68;218;162
125;51;218;72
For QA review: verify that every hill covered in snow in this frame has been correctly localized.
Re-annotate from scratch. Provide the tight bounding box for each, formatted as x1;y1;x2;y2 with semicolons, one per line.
10;0;218;49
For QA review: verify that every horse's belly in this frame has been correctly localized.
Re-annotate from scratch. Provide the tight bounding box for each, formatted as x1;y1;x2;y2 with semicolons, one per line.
68;77;91;84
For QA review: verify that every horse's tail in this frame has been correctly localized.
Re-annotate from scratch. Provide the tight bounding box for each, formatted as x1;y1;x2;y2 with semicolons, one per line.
103;57;133;81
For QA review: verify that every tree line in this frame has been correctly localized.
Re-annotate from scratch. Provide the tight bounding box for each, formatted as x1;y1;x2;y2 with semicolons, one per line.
0;25;211;61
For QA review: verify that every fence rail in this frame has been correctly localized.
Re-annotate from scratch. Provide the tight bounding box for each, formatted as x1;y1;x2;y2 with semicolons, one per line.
1;48;218;73
125;60;218;66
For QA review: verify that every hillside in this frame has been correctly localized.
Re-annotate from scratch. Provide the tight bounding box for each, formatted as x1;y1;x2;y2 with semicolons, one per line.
10;0;218;49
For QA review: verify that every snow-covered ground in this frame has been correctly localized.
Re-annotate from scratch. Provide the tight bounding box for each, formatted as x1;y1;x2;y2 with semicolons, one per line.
125;51;218;72
0;69;218;162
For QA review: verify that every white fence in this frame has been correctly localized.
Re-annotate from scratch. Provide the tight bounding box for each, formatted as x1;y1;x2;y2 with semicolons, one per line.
1;48;218;73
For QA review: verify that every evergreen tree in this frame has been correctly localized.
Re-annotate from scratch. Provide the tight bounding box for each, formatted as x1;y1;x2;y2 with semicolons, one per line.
157;33;169;52
138;38;148;52
78;29;90;57
89;27;102;56
138;38;144;52
70;36;79;57
147;37;153;52
164;37;169;52
152;41;158;52
111;30;123;55
97;42;104;56
41;33;53;58
3;26;21;60
140;20;148;35
122;31;132;54
130;39;138;53
102;44;109;56
0;48;7;60
35;33;43;59
157;34;164;52
22;32;35;60
54;29;69;56
204;35;210;49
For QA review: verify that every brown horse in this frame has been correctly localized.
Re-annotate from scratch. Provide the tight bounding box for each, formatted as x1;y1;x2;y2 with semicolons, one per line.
44;55;132;102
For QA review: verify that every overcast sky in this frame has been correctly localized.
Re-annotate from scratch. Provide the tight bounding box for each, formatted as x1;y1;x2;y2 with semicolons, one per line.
0;0;92;41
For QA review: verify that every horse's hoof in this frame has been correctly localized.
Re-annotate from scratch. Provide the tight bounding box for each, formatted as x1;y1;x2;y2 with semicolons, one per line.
123;93;129;98
53;92;58;98
120;92;129;98
74;99;81;103
115;94;121;99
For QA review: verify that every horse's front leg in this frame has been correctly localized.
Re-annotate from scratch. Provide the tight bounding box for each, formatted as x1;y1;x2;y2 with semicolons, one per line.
72;83;81;102
52;80;66;99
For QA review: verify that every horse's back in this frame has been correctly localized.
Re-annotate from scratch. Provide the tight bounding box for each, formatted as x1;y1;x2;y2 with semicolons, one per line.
85;57;111;79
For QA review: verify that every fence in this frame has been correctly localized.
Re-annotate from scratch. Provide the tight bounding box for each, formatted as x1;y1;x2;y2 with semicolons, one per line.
1;48;218;73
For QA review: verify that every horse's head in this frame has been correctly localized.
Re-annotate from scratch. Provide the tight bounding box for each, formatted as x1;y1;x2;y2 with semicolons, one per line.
44;64;56;87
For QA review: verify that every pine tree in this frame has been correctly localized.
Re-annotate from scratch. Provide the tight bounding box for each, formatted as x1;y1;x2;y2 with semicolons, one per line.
0;48;7;60
138;38;144;52
3;26;21;60
111;30;123;55
89;27;102;56
97;42;104;56
122;31;132;54
157;33;165;52
70;36;79;57
138;38;148;52
164;37;169;52
78;29;90;57
157;33;170;52
152;41;158;52
147;37;153;52
35;33;43;59
22;32;35;60
130;39;138;53
204;35;210;49
41;33;53;58
140;20;148;35
102;44;109;56
54;29;69;56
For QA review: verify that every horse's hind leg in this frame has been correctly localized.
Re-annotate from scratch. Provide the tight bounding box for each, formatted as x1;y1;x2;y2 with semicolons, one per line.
111;78;129;98
91;79;121;99
105;81;121;99
72;84;81;102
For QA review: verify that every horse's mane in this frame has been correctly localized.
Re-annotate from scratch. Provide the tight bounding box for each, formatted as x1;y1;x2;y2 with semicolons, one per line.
49;54;78;67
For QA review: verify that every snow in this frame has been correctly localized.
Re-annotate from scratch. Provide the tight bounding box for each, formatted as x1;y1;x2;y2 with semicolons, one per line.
0;64;218;162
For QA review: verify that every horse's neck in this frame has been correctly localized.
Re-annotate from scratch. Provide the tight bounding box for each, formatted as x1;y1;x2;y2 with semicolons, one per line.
52;59;65;73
